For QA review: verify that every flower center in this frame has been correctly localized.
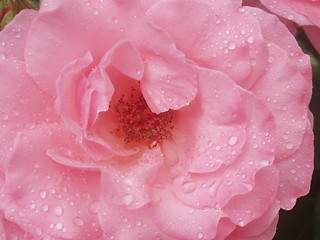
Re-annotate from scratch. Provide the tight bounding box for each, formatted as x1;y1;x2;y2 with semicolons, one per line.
113;88;174;148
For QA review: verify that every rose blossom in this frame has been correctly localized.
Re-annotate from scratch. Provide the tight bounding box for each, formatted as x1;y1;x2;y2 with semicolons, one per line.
0;0;314;239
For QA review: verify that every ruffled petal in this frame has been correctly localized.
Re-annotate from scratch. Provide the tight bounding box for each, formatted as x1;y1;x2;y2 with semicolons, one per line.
170;69;277;211
288;0;320;26
275;120;314;210
223;166;279;227
259;0;313;25
147;0;269;88
152;188;221;240
251;43;310;160
3;124;102;239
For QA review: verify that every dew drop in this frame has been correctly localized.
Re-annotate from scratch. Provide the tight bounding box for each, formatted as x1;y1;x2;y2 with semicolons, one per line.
182;181;196;194
215;145;221;151
207;140;214;148
238;220;245;226
54;206;63;216
73;217;84;226
92;8;99;15
197;233;203;239
56;222;63;230
123;194;135;206
286;143;294;149
247;36;255;43
42;205;49;212
228;42;236;50
39;191;47;199
228;136;238;145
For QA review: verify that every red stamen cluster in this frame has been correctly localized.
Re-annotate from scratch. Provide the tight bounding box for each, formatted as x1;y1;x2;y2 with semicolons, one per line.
113;88;174;148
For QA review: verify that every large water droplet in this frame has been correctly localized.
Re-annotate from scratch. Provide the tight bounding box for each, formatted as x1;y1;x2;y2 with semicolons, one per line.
182;181;196;194
54;206;63;216
228;136;238;145
123;194;135;206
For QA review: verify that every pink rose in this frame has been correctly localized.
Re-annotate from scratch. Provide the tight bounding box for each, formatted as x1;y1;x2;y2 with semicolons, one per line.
0;0;314;239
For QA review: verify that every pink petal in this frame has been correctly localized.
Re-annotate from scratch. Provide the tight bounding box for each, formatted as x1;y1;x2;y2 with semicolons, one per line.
0;9;37;61
275;120;314;210
251;43;310;161
151;188;221;240
3;124;102;239
146;0;269;88
54;51;94;132
140;52;197;114
0;60;56;169
99;147;164;210
259;0;313;25
231;202;280;238
98;204;175;240
0;212;33;240
170;70;277;210
223;166;279;227
245;6;312;83
289;0;320;26
304;25;320;54
172;68;247;174
226;215;278;240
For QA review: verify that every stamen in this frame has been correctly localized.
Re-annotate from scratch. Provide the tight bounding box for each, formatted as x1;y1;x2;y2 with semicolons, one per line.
113;88;174;148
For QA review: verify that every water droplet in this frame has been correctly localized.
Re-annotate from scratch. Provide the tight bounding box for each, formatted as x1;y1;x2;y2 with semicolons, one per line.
42;205;49;212
73;217;84;226
123;194;135;206
228;136;238;145
290;169;296;174
54;206;63;216
228;42;236;50
182;181;196;194
56;222;63;230
89;200;99;213
251;132;257;139
135;220;142;227
247;36;255;43
124;178;134;187
238;220;245;226
35;228;43;236
207;140;214;148
286;143;293;149
215;145;221;151
197;233;203;239
155;99;161;104
15;33;21;39
39;191;47;199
